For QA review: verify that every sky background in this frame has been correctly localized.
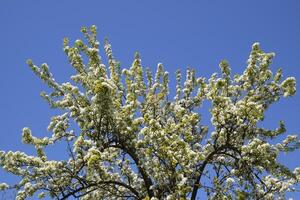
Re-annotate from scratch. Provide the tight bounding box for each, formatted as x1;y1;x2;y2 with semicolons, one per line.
0;1;300;199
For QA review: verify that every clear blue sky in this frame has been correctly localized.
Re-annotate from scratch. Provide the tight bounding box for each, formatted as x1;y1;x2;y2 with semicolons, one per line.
0;1;299;199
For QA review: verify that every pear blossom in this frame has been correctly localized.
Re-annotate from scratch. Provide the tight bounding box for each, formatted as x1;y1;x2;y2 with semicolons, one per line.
0;26;299;199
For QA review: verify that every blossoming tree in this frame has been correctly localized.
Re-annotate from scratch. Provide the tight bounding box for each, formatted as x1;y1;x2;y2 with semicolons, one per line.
0;26;299;200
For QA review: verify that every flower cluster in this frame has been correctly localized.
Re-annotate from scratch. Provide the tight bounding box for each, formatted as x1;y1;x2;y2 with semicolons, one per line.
0;26;298;199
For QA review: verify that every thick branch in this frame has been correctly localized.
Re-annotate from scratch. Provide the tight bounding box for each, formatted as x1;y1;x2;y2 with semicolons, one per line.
191;151;216;200
123;146;154;198
60;180;140;200
105;142;154;198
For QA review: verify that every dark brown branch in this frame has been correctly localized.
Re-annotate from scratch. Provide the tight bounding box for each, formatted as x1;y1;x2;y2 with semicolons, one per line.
60;180;140;200
99;141;154;198
190;149;218;200
123;146;154;198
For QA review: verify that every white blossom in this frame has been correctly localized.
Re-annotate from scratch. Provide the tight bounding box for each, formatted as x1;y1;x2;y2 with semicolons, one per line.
0;26;298;200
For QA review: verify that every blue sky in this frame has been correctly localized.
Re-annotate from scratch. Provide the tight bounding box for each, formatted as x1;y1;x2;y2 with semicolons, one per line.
0;0;300;199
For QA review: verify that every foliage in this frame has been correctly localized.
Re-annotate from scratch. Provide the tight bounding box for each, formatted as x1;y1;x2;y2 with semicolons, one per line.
0;26;299;200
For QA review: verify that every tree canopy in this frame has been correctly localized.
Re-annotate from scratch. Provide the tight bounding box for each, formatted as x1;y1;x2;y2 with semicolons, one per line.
0;26;299;200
